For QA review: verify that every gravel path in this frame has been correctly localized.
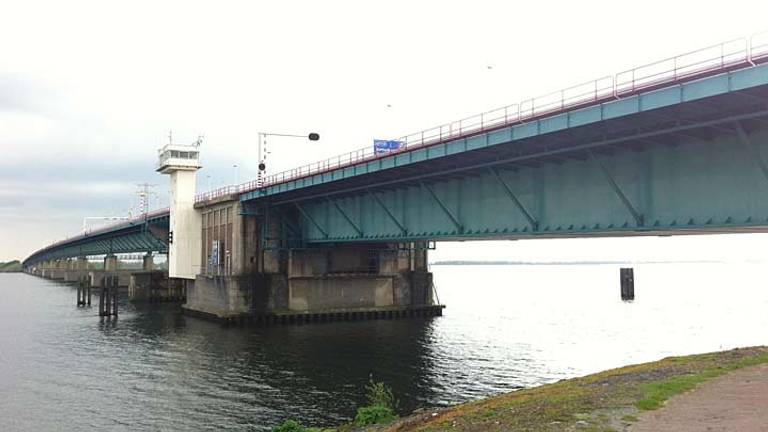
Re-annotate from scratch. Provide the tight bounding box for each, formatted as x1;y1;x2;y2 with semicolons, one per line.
630;363;768;432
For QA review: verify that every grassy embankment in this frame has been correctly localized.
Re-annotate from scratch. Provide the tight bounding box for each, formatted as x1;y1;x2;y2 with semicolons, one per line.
0;260;22;272
276;346;768;432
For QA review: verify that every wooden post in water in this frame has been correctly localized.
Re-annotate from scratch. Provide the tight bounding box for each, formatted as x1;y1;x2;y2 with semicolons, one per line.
77;276;89;307
99;279;106;316
111;275;118;317
620;268;635;300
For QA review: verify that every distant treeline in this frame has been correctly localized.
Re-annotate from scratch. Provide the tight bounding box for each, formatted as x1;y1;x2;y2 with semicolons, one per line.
0;260;22;272
431;260;722;266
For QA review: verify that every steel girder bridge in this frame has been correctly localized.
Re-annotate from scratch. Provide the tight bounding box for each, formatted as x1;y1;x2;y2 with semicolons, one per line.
23;33;768;265
23;210;169;267
241;36;768;247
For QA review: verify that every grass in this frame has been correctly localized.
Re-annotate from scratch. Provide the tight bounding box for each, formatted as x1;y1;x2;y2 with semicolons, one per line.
383;346;768;432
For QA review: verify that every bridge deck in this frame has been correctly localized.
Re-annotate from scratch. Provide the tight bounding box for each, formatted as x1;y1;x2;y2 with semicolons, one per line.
235;35;768;203
241;62;768;204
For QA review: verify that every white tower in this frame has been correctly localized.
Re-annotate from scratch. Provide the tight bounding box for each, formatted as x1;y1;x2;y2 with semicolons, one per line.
157;137;202;280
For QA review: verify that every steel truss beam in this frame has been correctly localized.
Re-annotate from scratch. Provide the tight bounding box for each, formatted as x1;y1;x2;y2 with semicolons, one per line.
329;198;363;237
734;121;768;184
489;167;538;231
422;182;463;233
368;189;408;235
270;110;768;206
589;151;644;227
294;202;328;239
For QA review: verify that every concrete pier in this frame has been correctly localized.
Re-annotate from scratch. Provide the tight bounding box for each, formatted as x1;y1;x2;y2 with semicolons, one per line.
89;270;131;289
129;270;181;302
183;197;441;322
104;255;118;272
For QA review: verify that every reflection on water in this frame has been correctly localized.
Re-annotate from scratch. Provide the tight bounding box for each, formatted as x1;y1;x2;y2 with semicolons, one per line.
1;263;767;430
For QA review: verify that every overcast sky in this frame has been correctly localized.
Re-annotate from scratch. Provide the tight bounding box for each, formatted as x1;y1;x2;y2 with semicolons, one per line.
2;0;767;262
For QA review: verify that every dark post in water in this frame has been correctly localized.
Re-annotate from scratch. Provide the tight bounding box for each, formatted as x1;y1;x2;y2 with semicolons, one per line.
620;268;634;300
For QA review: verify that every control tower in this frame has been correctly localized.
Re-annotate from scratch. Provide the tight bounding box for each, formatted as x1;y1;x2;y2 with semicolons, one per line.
157;138;202;279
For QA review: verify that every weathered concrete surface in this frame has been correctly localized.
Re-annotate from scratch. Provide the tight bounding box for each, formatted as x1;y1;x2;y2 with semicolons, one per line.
184;197;437;320
128;271;174;302
89;270;132;288
48;269;65;280
288;276;394;311
64;270;88;283
103;255;118;272
185;276;250;318
142;254;154;271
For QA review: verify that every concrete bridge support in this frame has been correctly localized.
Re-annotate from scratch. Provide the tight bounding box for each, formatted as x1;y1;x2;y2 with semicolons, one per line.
142;253;154;271
104;254;118;272
183;198;440;321
128;270;181;302
89;270;131;289
45;260;67;280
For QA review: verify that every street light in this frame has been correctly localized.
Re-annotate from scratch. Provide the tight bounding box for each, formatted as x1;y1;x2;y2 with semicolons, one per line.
233;164;239;185
257;132;320;186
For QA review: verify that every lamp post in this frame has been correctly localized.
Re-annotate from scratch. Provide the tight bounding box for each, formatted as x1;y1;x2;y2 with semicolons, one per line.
257;132;320;187
233;164;239;186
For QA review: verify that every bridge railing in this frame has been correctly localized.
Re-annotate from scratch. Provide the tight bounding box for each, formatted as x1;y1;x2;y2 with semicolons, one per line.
191;31;768;203
752;32;768;63
615;38;749;95
27;207;173;263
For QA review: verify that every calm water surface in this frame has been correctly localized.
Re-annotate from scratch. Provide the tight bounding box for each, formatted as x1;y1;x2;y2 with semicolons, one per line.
1;263;767;430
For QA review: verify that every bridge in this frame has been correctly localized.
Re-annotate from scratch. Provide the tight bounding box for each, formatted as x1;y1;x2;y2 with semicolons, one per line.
24;33;768;322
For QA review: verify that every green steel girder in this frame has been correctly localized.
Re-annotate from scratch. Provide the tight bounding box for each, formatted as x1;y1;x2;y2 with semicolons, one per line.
589;151;644;227
242;63;768;202
368;189;408;235
288;116;768;243
24;223;168;267
489;167;538;231
422;182;463;233
329;197;363;237
735;121;768;184
295;202;328;239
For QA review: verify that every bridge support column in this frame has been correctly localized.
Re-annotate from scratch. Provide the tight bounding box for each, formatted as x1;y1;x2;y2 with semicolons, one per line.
142;253;154;271
185;241;441;322
104;255;118;272
183;200;442;323
47;260;66;280
129;271;179;303
76;256;88;270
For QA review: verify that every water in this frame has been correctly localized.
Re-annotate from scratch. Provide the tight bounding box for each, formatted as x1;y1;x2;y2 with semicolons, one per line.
1;263;767;430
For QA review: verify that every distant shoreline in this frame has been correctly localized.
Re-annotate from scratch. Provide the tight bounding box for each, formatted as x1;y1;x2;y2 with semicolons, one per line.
0;260;22;273
430;260;725;266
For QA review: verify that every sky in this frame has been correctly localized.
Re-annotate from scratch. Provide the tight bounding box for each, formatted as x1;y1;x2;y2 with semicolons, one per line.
1;0;768;262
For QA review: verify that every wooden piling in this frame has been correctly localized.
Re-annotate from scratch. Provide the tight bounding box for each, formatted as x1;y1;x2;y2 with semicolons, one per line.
111;276;118;317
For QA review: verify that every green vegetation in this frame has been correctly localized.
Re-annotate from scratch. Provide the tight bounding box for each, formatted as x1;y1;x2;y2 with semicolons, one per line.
272;379;400;432
364;378;399;412
274;347;768;431
0;260;22;272
352;378;398;427
353;405;398;426
401;346;768;432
